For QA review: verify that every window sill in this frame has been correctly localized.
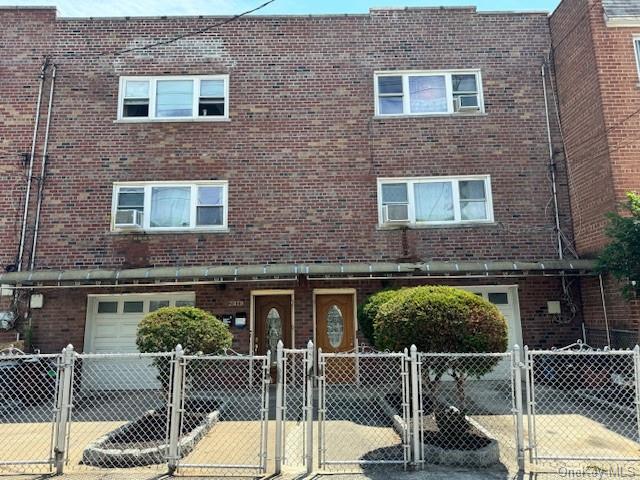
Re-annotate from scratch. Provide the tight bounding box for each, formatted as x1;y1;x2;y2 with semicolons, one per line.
377;222;497;231
109;228;230;235
374;112;487;120
114;117;230;124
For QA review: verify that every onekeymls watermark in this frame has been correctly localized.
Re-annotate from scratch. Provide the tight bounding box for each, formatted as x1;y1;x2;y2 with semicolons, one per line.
558;464;638;478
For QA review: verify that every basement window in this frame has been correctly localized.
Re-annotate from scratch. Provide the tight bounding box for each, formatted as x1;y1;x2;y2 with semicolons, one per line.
118;75;229;121
112;181;228;232
374;70;484;117
377;175;494;227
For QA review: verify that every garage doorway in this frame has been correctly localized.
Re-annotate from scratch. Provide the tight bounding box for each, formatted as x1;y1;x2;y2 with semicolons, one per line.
83;292;195;390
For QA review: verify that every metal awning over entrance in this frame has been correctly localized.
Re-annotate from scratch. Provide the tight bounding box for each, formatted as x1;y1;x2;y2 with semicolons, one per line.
0;259;597;289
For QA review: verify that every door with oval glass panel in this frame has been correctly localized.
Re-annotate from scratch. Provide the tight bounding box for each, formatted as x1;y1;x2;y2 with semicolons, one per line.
254;294;293;380
315;291;356;383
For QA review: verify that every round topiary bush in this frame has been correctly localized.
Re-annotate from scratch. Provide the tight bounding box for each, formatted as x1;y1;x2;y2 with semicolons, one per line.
137;306;232;355
137;306;232;391
358;289;402;344
373;286;507;354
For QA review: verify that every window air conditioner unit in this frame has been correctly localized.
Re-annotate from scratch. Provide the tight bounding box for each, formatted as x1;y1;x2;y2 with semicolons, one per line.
115;209;143;229
383;204;409;223
454;94;480;112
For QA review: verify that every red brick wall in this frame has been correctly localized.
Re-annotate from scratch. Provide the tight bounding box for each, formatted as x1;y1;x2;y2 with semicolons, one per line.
0;7;571;271
551;0;640;338
29;277;581;353
0;8;56;271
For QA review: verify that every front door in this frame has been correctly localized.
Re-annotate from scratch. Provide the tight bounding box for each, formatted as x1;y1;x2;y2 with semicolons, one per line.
254;294;293;366
315;292;356;353
315;291;356;383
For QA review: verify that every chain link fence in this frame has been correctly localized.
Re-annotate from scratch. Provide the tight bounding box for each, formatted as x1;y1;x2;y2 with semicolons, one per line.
417;351;518;475
525;348;640;474
0;351;60;474
175;352;270;475
276;342;313;472
2;342;640;477
317;350;410;471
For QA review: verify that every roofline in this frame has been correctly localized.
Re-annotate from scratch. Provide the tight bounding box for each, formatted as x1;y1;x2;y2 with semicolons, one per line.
604;15;640;27
0;4;550;21
0;5;56;10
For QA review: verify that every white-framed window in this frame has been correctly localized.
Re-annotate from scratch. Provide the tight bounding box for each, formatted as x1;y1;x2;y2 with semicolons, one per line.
111;181;228;232
117;75;229;121
374;70;484;117
377;175;494;226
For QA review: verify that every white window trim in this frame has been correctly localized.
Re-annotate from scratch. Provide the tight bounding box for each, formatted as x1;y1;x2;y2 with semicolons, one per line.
634;37;640;81
111;180;229;233
116;75;230;122
374;69;485;117
377;175;494;227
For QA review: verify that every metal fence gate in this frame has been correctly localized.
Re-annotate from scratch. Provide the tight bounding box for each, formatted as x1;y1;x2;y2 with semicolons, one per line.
175;350;271;475
317;349;410;470
416;349;520;474
0;351;61;474
275;340;314;474
525;347;640;473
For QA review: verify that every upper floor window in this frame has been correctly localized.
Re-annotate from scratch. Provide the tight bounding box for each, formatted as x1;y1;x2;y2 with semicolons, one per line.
377;175;493;227
118;75;229;121
112;181;228;232
374;70;484;117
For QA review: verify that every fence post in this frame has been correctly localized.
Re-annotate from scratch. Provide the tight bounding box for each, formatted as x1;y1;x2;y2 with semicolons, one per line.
633;345;640;443
317;347;324;470
513;345;525;473
409;345;421;468
167;344;184;474
54;344;74;475
261;350;271;474
275;341;284;475
305;340;314;475
524;345;536;465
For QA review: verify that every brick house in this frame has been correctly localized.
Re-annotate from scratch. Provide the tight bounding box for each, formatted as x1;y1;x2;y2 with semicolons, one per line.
0;5;595;371
550;0;640;347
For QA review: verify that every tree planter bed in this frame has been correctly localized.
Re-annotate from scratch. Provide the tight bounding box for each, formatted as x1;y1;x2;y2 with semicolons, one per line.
82;400;220;468
421;415;500;468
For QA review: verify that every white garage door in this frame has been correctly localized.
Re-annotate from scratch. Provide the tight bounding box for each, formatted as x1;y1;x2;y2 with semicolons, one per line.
460;286;523;351
460;286;523;379
83;292;195;390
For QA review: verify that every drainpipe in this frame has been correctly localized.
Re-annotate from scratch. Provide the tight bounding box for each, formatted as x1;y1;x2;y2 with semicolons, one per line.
541;62;564;261
599;274;612;348
30;64;57;271
18;59;48;272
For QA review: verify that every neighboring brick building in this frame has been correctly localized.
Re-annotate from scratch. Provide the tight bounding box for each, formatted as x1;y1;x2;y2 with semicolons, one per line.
550;0;640;347
0;5;594;362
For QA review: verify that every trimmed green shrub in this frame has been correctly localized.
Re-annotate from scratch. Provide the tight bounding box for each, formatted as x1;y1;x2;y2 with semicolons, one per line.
373;285;508;427
358;289;401;344
136;306;232;391
373;286;507;354
137;306;232;355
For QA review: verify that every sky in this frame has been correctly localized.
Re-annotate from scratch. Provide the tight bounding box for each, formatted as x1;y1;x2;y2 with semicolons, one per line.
0;0;561;17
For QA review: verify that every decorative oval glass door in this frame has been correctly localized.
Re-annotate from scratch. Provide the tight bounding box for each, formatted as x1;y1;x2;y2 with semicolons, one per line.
253;294;292;361
326;305;344;348
315;292;355;353
266;307;283;358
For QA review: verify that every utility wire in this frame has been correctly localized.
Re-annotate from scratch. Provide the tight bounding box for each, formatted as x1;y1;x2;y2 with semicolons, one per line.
113;0;276;56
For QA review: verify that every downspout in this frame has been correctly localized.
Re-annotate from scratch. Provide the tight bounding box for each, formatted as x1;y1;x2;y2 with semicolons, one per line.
599;274;612;348
541;62;564;260
30;64;57;271
18;59;48;272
